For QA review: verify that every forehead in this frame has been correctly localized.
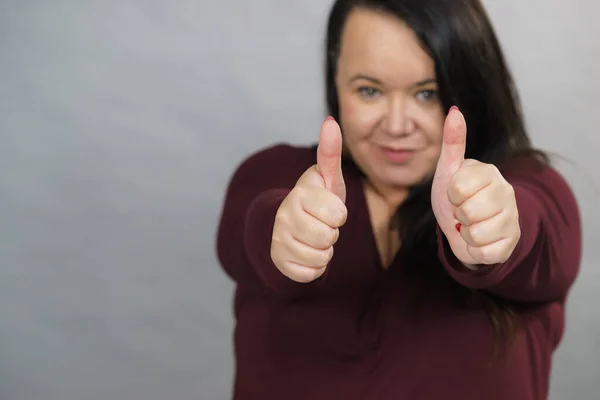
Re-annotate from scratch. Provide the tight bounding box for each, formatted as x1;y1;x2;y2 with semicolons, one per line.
337;8;435;83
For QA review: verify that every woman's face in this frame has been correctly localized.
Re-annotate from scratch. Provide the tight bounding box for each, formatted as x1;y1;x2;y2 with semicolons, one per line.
335;8;446;191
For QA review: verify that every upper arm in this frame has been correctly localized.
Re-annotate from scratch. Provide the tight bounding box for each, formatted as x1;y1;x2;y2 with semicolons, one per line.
438;157;582;303
504;160;582;298
215;143;315;288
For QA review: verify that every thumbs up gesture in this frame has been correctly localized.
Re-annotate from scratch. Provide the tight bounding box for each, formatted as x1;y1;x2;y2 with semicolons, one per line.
431;107;521;267
271;117;348;283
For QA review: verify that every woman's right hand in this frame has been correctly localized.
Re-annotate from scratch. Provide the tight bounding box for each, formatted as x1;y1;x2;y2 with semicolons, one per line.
270;117;348;283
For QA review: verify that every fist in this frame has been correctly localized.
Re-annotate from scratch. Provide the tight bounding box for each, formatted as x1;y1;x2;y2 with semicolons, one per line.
431;107;521;267
270;117;348;283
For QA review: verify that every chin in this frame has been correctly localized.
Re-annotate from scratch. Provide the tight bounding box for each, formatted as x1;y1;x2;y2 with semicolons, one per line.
369;168;426;189
351;150;433;187
386;158;430;178
386;175;426;189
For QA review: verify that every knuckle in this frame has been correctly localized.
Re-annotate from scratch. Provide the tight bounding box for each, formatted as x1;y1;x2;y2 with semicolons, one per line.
327;246;335;261
476;247;493;264
290;264;324;283
505;182;515;197
274;212;295;239
326;246;335;264
291;271;311;283
448;180;468;203
280;262;298;280
458;204;475;223
335;205;348;226
288;266;310;283
296;165;319;186
307;266;326;282
274;209;290;228
276;196;297;221
271;237;291;264
270;228;285;252
327;207;346;228
454;181;471;198
323;228;338;247
292;186;309;202
307;219;321;236
490;164;501;176
323;196;344;224
467;225;482;246
270;246;281;266
513;213;521;231
477;246;504;265
482;163;497;173
318;204;333;222
330;228;340;246
316;248;333;267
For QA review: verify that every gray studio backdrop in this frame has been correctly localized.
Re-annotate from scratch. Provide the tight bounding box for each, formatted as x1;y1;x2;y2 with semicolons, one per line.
1;1;598;399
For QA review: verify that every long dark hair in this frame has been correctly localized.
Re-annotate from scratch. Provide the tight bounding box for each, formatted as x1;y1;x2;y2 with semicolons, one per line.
325;0;547;358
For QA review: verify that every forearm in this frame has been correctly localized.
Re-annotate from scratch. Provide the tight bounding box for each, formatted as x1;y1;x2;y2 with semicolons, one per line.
218;188;327;298
438;180;581;303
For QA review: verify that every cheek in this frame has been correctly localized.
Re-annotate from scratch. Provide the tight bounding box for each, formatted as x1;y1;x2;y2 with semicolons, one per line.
338;96;381;141
414;106;445;143
338;97;378;168
414;110;445;171
422;146;442;173
420;133;443;169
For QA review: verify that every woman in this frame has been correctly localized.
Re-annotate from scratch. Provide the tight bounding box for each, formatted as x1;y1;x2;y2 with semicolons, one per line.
216;0;581;399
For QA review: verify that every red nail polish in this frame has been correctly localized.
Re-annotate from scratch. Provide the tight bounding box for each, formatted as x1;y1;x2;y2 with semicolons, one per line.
449;105;459;113
455;223;462;232
325;116;335;121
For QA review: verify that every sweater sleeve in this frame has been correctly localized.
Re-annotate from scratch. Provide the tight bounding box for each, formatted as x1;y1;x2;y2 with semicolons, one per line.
437;158;582;303
215;144;327;298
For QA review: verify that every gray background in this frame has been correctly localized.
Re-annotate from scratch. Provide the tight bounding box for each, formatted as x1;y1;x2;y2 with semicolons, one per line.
0;1;598;399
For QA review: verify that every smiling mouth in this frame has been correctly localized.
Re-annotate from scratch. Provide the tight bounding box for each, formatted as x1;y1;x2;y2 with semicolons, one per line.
379;146;417;163
382;146;418;152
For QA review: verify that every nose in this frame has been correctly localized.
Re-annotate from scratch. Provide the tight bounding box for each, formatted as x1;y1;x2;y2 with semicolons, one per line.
382;96;414;136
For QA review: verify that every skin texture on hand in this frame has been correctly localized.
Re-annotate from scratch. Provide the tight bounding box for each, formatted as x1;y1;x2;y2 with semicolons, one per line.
431;107;521;267
270;117;348;283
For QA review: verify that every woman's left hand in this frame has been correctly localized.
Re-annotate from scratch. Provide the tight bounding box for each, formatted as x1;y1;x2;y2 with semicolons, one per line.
431;107;521;267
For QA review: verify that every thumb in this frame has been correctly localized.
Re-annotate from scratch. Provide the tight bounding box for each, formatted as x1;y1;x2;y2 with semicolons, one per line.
435;106;467;176
317;116;346;202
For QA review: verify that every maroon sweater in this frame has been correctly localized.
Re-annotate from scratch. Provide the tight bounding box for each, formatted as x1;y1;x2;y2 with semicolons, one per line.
216;144;581;400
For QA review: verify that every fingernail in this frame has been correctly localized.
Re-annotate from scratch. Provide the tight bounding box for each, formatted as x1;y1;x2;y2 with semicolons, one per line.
449;105;459;113
455;222;462;232
325;116;335;122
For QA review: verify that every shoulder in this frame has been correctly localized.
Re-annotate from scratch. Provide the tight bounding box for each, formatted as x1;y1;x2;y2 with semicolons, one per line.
241;142;317;168
230;142;318;189
500;154;569;186
499;154;579;210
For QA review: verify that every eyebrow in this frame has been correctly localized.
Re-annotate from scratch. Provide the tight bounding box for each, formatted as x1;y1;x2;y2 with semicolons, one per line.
348;74;436;88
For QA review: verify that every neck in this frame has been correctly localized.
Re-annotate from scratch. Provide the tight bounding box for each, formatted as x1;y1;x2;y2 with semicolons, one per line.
364;179;409;218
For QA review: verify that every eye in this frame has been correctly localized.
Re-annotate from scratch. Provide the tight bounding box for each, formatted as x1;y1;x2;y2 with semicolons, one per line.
358;87;381;99
416;89;438;102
